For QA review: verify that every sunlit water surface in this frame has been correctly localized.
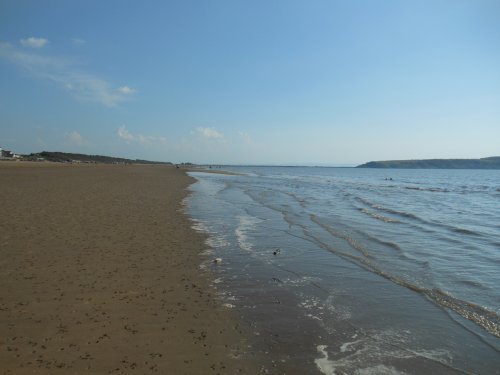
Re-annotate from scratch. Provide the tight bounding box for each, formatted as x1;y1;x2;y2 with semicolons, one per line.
185;167;500;374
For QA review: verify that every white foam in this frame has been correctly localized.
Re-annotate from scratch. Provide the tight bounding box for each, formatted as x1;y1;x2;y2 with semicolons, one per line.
340;339;362;353
315;344;408;375
305;313;323;321
201;248;214;256
235;215;262;251
206;235;229;248
299;296;322;309
191;219;210;233
299;295;351;326
287;275;321;286
315;345;337;375
355;365;406;375
314;329;451;375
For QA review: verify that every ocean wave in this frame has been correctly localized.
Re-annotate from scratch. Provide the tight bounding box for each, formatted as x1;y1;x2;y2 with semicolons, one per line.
450;227;481;236
403;186;450;193
359;207;400;223
459;279;485;288
354;229;404;254
302;224;500;339
354;196;484;237
284;191;308;208
427;289;500;339
310;214;372;259
315;329;457;375
353;197;421;221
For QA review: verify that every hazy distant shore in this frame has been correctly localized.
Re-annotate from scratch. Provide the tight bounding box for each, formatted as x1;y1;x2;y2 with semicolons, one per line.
0;163;257;374
357;156;500;169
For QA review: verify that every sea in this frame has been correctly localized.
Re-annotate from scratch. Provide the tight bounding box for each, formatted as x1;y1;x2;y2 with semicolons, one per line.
184;167;500;374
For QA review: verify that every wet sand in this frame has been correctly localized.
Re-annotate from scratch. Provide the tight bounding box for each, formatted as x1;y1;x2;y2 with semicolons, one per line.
0;162;258;374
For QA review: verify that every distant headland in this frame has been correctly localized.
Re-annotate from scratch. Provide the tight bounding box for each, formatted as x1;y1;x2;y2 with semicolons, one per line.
0;150;173;165
357;157;500;169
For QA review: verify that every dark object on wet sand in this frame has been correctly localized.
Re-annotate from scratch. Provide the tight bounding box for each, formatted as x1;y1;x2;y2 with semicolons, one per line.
273;248;281;256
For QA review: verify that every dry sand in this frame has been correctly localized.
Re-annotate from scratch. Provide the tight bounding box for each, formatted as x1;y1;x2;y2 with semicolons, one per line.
0;163;259;374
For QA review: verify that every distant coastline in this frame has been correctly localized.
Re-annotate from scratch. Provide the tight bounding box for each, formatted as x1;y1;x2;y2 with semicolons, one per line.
357;156;500;169
4;151;173;165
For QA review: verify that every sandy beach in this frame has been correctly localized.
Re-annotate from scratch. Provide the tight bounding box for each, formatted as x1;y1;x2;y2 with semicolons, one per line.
0;163;258;374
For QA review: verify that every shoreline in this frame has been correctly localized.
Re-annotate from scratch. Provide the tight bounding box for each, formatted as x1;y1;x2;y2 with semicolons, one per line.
0;163;258;374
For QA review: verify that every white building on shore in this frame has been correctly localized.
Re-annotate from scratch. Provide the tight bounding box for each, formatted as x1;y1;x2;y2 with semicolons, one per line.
0;146;18;159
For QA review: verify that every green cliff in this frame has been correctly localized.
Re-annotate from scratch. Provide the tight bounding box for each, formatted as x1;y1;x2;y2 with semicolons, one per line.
357;157;500;169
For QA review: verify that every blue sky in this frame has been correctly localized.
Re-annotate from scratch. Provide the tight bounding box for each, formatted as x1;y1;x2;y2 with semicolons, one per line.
1;0;499;165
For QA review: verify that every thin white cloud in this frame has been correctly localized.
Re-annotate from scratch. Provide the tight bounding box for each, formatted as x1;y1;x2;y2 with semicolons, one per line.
196;127;224;139
118;86;136;95
72;38;86;45
65;131;86;146
238;131;253;144
0;41;135;107
117;126;167;146
117;126;135;142
20;37;49;48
